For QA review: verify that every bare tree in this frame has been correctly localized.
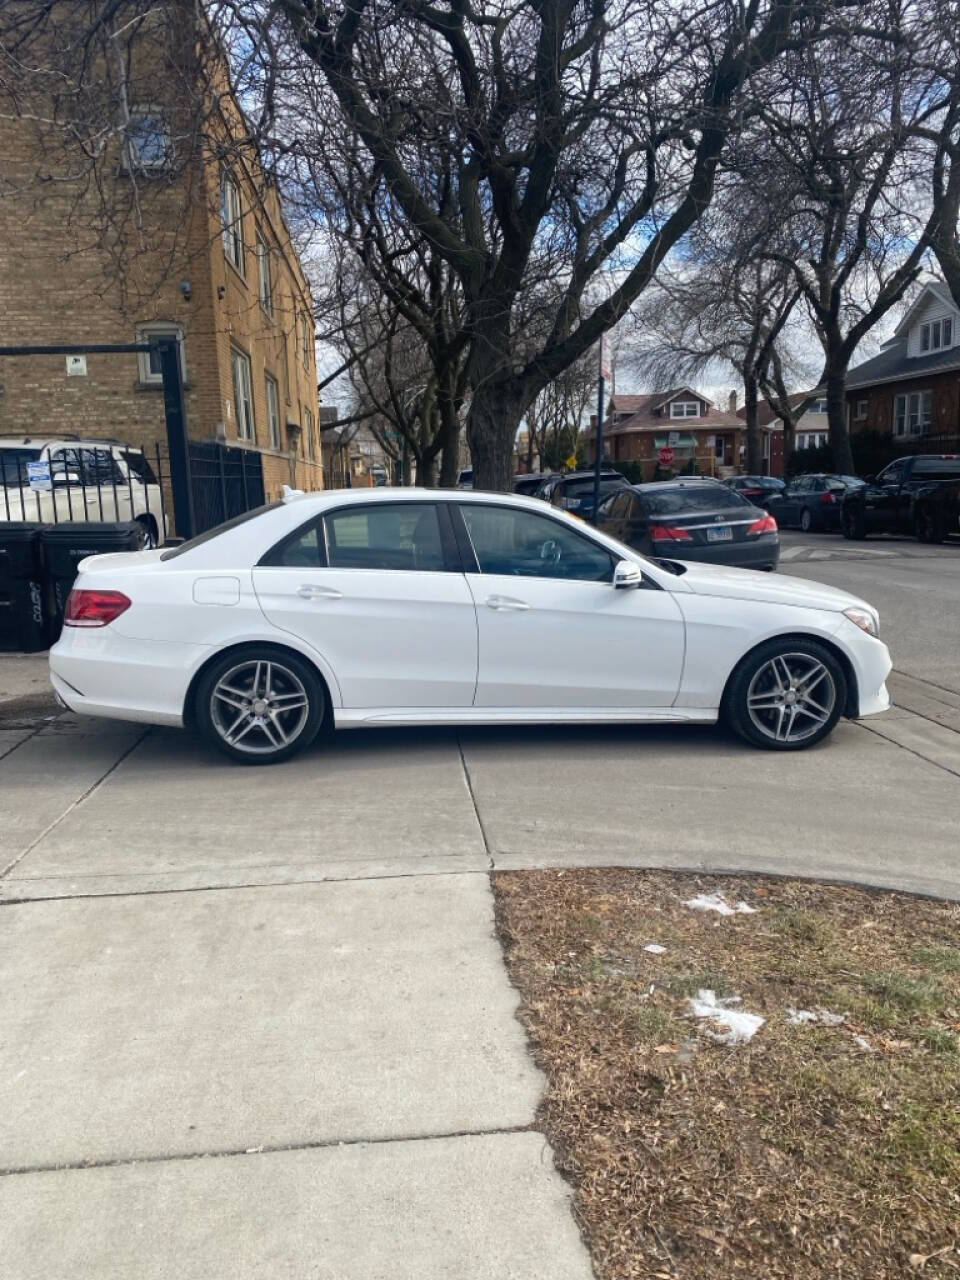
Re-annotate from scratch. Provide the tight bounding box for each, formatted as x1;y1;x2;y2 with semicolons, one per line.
213;0;858;489
523;350;597;473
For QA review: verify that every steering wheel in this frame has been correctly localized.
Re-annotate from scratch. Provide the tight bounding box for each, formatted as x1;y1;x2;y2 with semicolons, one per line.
540;539;562;565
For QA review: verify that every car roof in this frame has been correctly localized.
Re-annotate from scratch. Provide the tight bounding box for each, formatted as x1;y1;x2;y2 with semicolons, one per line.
0;436;137;450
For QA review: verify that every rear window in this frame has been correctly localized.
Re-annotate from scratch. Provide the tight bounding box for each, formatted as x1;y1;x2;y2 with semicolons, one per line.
913;457;960;479
642;486;751;516
741;476;781;489
161;502;282;559
561;477;626;499
121;449;158;485
0;448;41;485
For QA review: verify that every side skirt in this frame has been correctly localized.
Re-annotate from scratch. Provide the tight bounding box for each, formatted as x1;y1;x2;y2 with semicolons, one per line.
333;707;720;729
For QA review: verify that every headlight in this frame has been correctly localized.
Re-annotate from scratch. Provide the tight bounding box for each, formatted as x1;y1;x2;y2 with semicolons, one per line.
843;606;879;638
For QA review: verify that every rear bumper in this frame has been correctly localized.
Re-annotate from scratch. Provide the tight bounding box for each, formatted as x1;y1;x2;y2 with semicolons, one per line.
655;534;780;571
49;627;210;726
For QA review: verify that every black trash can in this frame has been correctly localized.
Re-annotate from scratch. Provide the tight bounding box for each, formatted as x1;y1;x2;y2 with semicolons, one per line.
40;522;143;639
0;522;49;652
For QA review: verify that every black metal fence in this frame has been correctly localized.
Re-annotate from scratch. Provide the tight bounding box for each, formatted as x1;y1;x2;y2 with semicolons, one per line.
188;441;266;535
0;439;170;544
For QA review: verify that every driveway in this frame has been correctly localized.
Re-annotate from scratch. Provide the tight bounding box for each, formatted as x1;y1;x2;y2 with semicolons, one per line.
1;532;957;1276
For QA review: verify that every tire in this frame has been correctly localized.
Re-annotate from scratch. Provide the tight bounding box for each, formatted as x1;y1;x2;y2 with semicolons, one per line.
841;507;866;540
195;646;326;764
800;507;813;533
914;508;945;545
135;516;159;549
723;638;847;751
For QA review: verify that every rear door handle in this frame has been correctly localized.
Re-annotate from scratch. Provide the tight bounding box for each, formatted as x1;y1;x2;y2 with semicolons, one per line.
297;584;343;600
486;594;530;612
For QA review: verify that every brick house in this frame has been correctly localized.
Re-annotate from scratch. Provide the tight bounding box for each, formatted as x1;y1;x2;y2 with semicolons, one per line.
735;392;831;476
845;282;960;450
583;388;748;479
0;15;324;513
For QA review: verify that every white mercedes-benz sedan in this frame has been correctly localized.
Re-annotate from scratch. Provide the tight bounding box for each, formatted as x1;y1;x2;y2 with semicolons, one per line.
49;487;891;764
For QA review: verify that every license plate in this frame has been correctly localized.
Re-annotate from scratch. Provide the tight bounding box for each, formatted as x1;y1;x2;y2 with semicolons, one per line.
706;525;733;542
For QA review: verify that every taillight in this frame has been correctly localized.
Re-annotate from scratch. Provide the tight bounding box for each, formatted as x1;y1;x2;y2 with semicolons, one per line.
819;492;836;505
64;589;132;628
649;523;693;541
747;513;778;535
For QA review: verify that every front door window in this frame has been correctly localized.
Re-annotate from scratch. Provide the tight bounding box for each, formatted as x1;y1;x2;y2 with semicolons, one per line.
459;504;614;582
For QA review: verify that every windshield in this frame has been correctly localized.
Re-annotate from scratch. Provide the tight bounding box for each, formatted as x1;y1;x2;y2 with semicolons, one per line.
643;486;750;516
0;447;41;486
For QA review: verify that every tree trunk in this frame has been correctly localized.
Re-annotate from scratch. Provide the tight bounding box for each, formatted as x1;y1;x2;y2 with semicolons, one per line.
825;366;855;474
743;373;763;474
436;390;462;488
467;381;526;491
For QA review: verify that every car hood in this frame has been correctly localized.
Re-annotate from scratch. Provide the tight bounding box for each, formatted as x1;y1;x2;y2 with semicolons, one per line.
670;559;872;613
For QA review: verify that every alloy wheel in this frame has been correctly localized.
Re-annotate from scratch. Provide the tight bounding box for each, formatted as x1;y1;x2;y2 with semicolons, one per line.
745;652;837;744
209;659;310;756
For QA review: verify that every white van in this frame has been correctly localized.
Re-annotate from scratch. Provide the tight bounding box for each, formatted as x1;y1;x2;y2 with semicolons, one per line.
0;437;167;546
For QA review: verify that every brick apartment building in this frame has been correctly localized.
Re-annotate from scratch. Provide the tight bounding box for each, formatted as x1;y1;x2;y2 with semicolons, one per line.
0;9;324;511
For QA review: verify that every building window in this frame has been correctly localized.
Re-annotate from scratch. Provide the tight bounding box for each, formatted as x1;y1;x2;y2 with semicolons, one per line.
855;399;868;419
300;313;312;367
304;406;315;460
894;390;932;436
231;347;255;441
265;375;281;450
221;174;244;275
256;234;272;316
797;432;828;449
136;323;185;385
123;106;172;171
670;400;700;418
811;399;829;414
921;318;953;352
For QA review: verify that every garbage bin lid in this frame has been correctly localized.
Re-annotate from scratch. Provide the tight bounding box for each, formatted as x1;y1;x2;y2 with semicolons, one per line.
0;521;45;539
39;521;140;544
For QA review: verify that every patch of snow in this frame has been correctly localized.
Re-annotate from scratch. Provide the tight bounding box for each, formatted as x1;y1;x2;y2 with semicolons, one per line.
644;943;667;955
684;892;757;916
852;1034;875;1052
687;988;765;1044
788;1008;846;1027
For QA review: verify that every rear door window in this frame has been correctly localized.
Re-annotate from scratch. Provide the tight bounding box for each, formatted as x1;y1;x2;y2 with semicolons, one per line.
913;457;960;480
324;503;447;571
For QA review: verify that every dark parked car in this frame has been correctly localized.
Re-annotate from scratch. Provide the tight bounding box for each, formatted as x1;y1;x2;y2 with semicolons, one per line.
537;469;630;520
513;472;554;496
722;475;786;509
597;478;779;570
769;474;865;532
841;454;960;540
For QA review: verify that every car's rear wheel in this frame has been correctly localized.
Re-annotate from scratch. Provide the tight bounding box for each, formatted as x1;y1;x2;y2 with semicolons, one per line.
841;507;866;540
914;508;945;544
196;647;325;764
800;507;813;532
724;639;847;751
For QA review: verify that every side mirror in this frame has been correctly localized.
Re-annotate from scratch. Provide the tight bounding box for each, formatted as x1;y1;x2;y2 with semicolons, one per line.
613;559;643;589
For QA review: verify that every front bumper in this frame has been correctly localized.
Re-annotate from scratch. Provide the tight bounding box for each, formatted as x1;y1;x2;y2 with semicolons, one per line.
654;533;780;571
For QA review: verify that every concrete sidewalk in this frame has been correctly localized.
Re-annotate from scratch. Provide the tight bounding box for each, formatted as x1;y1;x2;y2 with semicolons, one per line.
1;654;958;1276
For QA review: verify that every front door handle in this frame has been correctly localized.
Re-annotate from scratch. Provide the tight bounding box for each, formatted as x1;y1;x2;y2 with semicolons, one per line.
486;594;530;612
297;584;343;600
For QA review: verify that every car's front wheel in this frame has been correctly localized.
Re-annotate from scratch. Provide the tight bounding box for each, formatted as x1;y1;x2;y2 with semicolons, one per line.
914;508;945;544
195;647;325;764
723;639;847;751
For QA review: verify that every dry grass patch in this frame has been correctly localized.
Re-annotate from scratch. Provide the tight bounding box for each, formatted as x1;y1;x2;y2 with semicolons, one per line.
494;869;960;1279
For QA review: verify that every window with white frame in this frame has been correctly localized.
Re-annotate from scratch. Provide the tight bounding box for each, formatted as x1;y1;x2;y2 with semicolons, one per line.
920;318;954;352
265;374;281;450
894;390;932;436
797;431;828;449
811;399;829;414
232;347;255;441
304;406;315;460
123;106;172;171
300;313;312;367
136;323;185;385
256;234;273;316
669;400;700;418
855;399;868;419
221;174;244;274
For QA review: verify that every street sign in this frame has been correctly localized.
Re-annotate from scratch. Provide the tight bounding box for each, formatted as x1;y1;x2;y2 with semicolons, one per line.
27;460;51;491
565;453;578;471
65;354;87;376
599;333;612;381
658;446;675;465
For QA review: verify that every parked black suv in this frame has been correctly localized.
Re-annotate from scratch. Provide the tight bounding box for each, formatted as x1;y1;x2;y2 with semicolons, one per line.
841;454;960;540
536;470;629;520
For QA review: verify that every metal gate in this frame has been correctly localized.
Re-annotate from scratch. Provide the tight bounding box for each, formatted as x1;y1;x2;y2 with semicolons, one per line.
188;441;265;534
